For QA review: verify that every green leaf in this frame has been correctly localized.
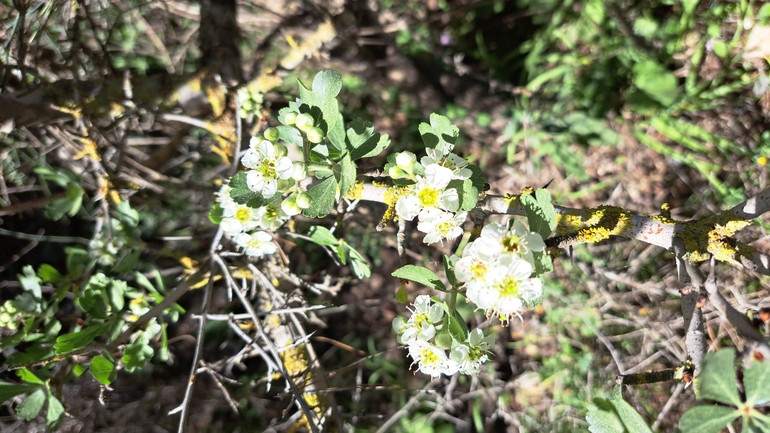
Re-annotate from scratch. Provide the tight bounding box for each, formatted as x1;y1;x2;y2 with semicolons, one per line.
345;242;371;279
276;125;303;148
111;248;141;274
633;60;680;107
711;40;728;58
122;333;154;372
396;285;408;304
530;250;554;278
16;388;46;421
90;355;116;385
208;203;223;224
678;405;738;433
443;255;457;288
520;189;556;239
308;226;338;247
45;394;65;430
745;359;770;406
302;175;338;218
587;398;625;433
17;368;44;385
333;153;357;199
392;265;446;292
609;389;653;433
0;382;37;403
697;349;741;405
228;172;268;208
54;322;112;355
65;246;90;280
18;265;42;299
447;309;469;342
298;70;344;150
419;113;459;154
108;279;126;312
347;118;390;160
448;178;479;212
37;264;62;284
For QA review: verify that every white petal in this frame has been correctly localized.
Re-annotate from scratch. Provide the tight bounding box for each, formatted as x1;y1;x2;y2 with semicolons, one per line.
276;157;294;179
241;148;261;169
257;140;274;159
396;195;420;220
439;188;459;212
246;171;265;193
424;164;453;189
262;179;277;198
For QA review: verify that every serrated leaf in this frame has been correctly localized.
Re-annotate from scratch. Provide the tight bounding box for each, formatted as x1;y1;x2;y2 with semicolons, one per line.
276;125;303;148
347;118;390;160
111;248;141;274
90;355;115;385
0;382;37;403
334;153;357;199
745;359;770;406
298;70;343;149
531;250;554;277
17;388;46;421
302;175;338;218
678;405;738;433
419;113;459;154
54;322;112;355
586;398;625;433
698;349;741;405
392;265;446;291
308;226;338;247
45;394;65;429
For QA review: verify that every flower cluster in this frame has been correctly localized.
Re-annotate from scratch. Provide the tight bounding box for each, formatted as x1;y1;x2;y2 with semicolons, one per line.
217;136;312;258
392;147;473;245
453;221;546;324
393;295;494;377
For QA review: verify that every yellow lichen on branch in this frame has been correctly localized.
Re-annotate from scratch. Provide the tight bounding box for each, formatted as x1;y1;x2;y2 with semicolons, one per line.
281;342;327;433
679;211;754;263
553;205;633;243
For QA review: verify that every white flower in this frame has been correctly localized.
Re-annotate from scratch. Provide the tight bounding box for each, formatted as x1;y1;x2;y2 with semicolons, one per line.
220;202;262;235
451;329;494;375
452;241;497;290
487;256;542;324
256;199;289;230
233;231;277;258
407;340;459;378
395;164;459;220
396;295;444;344
417;209;467;244
217;184;236;210
475;220;545;264
396;151;417;169
241;139;293;198
421;149;473;180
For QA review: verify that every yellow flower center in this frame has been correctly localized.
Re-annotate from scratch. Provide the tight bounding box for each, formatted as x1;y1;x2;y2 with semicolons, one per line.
259;160;277;178
502;235;522;253
497;276;520;297
234;207;251;223
435;221;453;236
418;188;439;207
470;261;487;280
420;347;439;365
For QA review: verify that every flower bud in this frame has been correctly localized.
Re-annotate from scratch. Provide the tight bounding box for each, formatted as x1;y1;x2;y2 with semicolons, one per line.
305;126;325;144
291;162;307;180
295;113;314;130
264;127;279;142
296;192;311;209
281;194;302;216
435;333;453;350
273;142;288;158
284;111;298;125
395;151;416;169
